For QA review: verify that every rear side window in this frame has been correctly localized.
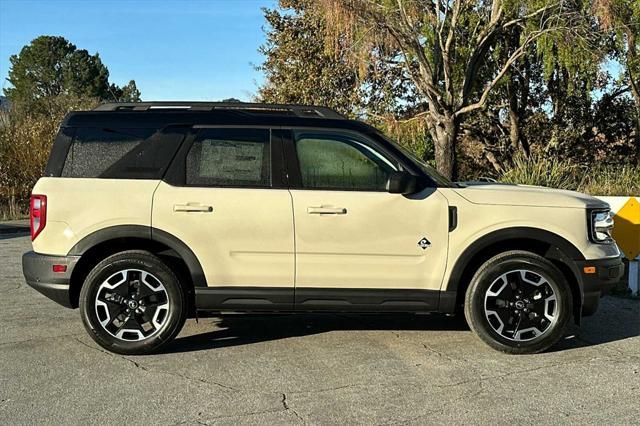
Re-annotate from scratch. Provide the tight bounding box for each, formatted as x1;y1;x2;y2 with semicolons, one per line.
186;128;271;187
61;127;155;178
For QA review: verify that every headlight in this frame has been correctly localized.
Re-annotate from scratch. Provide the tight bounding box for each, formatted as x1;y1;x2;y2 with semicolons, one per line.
589;209;614;243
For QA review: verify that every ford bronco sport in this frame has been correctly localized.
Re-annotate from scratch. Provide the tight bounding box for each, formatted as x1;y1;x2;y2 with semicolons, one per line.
22;102;624;355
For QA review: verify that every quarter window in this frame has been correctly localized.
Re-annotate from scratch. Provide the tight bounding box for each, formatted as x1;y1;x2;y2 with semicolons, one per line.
61;127;155;178
294;132;397;191
186;128;271;187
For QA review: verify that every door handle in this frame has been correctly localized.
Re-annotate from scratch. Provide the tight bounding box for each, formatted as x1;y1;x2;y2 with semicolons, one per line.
307;206;347;215
173;204;213;213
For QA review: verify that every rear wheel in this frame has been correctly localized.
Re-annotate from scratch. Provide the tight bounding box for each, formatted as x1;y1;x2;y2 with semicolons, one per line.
79;250;187;355
464;251;572;354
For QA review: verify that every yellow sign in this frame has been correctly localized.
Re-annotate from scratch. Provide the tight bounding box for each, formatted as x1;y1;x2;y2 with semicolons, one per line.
611;197;640;260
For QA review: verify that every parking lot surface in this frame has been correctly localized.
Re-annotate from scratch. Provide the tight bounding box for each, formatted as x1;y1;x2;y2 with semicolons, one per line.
1;234;639;425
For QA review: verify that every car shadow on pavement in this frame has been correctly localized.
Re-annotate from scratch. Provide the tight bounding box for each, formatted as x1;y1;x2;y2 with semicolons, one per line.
164;312;470;354
165;296;639;354
552;298;640;352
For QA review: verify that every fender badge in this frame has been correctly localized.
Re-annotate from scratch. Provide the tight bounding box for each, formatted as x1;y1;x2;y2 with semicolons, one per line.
418;237;431;250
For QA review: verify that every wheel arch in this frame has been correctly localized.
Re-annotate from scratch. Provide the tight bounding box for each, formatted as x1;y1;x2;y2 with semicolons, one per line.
67;225;205;310
445;227;585;322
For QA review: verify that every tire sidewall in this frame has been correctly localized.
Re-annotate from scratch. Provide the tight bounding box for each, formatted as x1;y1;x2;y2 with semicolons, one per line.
467;254;572;353
79;252;185;355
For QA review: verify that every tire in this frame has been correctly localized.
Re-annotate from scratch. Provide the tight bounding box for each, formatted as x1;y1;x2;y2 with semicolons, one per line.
79;250;187;355
464;250;572;354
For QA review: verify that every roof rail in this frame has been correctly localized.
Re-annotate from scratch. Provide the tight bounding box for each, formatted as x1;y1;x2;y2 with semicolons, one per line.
93;102;345;119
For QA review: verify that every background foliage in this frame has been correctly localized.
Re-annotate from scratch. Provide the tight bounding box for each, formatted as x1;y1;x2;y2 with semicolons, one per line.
1;3;639;219
258;0;639;185
1;36;138;219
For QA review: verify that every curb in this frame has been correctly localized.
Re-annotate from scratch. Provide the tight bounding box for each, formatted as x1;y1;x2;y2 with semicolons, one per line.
0;227;29;235
0;220;30;235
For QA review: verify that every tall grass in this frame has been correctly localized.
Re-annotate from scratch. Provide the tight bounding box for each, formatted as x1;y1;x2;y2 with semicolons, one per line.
579;164;640;196
499;154;640;196
499;154;583;190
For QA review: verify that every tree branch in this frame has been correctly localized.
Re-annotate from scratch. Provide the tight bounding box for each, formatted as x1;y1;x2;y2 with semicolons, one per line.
455;29;554;117
460;2;561;105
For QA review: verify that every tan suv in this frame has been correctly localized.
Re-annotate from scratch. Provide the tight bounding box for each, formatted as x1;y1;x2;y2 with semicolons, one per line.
22;102;624;355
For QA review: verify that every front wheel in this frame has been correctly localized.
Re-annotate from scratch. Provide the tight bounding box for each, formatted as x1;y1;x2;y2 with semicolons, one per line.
464;251;572;354
79;250;187;355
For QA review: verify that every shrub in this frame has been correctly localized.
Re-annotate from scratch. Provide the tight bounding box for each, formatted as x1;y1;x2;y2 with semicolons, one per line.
579;164;640;196
499;154;584;190
499;154;640;196
0;96;99;219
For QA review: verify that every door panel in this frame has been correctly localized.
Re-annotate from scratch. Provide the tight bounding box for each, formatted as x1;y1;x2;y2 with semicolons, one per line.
286;128;450;310
291;188;449;292
153;127;294;306
153;182;294;288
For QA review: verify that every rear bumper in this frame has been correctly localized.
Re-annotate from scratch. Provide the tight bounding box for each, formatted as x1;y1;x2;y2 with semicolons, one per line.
22;251;80;308
575;256;625;316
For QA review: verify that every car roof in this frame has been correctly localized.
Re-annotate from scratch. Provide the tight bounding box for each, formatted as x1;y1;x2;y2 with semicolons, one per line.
93;102;346;119
62;102;377;134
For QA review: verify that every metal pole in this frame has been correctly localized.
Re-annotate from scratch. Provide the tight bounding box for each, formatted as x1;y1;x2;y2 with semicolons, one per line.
629;258;639;296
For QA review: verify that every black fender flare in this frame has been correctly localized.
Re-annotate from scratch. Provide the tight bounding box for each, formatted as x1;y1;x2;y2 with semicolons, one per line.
68;225;206;287
445;226;585;294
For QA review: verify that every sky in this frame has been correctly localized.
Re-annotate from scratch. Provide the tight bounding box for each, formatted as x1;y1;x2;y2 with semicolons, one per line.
0;0;277;101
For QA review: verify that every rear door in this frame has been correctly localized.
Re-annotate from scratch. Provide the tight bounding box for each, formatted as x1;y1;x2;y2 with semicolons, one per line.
285;129;450;312
152;127;294;310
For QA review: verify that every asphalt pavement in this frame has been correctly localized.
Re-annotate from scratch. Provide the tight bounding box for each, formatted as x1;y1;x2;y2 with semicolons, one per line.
1;234;639;425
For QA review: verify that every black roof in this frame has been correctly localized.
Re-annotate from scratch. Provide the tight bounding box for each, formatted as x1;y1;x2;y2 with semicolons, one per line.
62;101;375;133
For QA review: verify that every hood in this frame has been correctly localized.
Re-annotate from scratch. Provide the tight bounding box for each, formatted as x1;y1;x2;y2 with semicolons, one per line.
453;183;608;209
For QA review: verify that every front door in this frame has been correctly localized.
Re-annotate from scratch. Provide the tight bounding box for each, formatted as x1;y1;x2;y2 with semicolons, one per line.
286;129;450;311
152;127;294;310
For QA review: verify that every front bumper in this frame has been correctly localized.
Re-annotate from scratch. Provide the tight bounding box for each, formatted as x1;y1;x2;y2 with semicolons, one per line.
575;256;625;316
22;251;80;308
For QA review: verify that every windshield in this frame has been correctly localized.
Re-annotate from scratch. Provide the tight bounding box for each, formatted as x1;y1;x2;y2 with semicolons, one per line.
379;133;457;187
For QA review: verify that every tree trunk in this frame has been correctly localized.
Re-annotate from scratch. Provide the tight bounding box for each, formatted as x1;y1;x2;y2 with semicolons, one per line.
626;31;640;165
506;74;530;157
508;99;521;152
433;115;458;180
484;149;504;174
627;68;640;164
632;95;640;165
506;45;520;154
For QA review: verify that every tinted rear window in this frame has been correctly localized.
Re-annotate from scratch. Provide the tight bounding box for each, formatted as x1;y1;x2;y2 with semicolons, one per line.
61;127;155;178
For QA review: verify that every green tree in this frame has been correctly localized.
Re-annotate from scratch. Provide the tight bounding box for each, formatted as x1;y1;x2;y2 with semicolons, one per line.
593;0;640;163
108;80;142;102
258;0;433;158
4;36;140;109
313;0;593;179
257;0;363;116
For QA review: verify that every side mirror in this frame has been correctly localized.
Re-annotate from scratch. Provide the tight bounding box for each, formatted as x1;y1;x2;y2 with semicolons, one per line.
386;171;418;195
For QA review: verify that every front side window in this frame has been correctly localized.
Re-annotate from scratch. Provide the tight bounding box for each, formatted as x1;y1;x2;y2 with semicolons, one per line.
294;131;398;191
186;128;270;187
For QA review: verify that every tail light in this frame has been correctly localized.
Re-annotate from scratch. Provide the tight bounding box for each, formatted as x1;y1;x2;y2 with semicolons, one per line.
30;194;47;241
